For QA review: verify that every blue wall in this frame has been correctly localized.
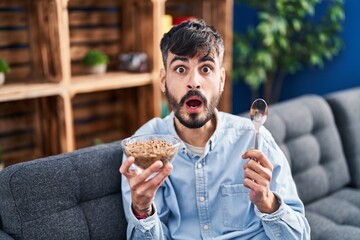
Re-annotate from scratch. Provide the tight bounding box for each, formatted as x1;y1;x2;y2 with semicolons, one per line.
232;1;360;114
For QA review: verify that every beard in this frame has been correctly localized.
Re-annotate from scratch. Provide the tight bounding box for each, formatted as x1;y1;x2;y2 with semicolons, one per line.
165;85;222;129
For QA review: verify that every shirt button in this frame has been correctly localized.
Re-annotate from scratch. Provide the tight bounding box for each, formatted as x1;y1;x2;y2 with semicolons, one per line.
197;163;203;169
203;224;209;230
199;196;205;202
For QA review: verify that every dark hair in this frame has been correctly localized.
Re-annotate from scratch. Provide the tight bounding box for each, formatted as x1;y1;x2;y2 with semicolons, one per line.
160;19;224;68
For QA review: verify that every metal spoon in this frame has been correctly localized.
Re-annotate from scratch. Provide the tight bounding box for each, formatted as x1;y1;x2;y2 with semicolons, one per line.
250;98;269;149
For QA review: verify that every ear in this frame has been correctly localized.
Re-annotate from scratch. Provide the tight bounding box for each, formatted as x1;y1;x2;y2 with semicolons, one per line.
160;68;166;93
220;67;226;92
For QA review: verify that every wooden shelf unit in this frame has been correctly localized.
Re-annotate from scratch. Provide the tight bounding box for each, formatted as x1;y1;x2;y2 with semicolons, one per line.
0;0;233;167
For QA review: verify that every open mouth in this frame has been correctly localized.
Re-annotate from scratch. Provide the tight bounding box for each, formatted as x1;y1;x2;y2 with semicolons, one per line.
185;97;203;111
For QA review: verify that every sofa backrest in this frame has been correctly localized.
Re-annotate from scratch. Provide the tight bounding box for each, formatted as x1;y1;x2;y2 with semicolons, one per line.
263;95;350;204
0;141;127;240
326;87;360;188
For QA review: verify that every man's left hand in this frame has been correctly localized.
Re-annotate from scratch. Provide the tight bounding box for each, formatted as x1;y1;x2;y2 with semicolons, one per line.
242;148;280;214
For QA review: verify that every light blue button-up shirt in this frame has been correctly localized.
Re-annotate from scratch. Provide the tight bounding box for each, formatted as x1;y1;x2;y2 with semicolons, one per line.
121;110;311;240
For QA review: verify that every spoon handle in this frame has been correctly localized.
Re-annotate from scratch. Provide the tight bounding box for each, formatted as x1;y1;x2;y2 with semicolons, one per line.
254;130;259;149
250;98;269;150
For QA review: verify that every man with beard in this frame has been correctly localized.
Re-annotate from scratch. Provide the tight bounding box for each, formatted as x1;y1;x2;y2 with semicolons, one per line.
120;19;310;240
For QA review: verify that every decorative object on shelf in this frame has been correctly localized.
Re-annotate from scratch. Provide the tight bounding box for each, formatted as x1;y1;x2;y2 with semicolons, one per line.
173;16;196;25
163;14;173;34
0;58;10;86
82;50;109;74
119;52;149;73
233;0;345;103
0;149;4;170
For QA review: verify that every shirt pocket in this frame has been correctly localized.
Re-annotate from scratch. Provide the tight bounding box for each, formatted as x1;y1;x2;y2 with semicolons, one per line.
221;183;252;230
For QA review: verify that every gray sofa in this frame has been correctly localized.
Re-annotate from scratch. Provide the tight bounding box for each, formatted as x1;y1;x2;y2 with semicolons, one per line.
0;87;359;240
263;87;360;240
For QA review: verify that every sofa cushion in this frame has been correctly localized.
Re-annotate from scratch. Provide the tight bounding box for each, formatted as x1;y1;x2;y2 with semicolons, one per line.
305;188;360;240
326;87;360;188
264;95;350;204
0;141;126;240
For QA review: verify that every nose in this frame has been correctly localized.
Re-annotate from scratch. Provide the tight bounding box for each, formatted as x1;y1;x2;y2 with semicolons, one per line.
187;70;201;90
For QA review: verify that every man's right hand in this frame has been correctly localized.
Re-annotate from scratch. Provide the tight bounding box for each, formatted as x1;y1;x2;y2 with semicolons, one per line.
119;156;173;216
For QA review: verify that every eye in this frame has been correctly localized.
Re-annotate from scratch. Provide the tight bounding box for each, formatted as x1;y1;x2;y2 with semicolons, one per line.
175;66;186;74
202;66;212;73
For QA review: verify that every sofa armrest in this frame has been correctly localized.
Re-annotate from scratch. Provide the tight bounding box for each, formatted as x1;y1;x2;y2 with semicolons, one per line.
0;141;127;239
326;87;360;188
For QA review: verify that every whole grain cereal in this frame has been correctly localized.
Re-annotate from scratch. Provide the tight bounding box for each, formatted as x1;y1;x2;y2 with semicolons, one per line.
124;139;177;169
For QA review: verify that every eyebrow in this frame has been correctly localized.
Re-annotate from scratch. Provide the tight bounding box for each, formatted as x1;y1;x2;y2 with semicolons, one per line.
169;56;189;66
199;55;215;64
169;54;216;67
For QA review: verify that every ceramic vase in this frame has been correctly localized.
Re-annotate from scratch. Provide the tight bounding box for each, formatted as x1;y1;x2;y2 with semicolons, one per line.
87;64;107;74
0;72;5;86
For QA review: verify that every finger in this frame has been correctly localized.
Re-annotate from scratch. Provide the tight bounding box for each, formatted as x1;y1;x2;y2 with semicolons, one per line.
133;163;172;198
242;150;273;170
243;157;258;170
152;162;173;185
242;148;261;159
245;173;267;187
244;167;262;184
135;160;164;183
119;156;135;176
246;159;271;180
244;174;268;192
244;176;258;190
244;159;258;176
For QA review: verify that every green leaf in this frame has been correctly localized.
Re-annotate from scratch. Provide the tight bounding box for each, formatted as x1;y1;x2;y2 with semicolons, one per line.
319;33;328;43
278;36;288;50
82;50;109;67
300;0;315;15
257;22;271;35
263;34;274;46
310;53;323;66
275;17;287;35
330;6;345;22
292;19;302;31
244;67;266;90
255;51;273;69
0;59;10;74
258;12;270;21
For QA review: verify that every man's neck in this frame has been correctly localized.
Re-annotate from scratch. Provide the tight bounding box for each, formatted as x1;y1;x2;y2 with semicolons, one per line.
174;116;217;147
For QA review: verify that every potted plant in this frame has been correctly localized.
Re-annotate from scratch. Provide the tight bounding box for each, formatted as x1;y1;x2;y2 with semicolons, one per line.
233;0;345;103
0;58;10;86
82;49;109;74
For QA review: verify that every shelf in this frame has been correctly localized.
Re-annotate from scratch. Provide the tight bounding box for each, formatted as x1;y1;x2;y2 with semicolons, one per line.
0;95;65;166
70;72;153;95
0;71;153;103
0;83;62;103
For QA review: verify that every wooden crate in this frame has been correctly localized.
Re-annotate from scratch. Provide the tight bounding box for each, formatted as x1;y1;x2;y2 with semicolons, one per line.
165;0;202;20
72;87;143;149
68;0;154;76
68;0;121;75
0;0;62;84
0;96;64;167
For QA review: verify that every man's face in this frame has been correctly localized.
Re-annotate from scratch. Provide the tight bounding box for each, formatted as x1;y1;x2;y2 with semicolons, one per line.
160;51;225;129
